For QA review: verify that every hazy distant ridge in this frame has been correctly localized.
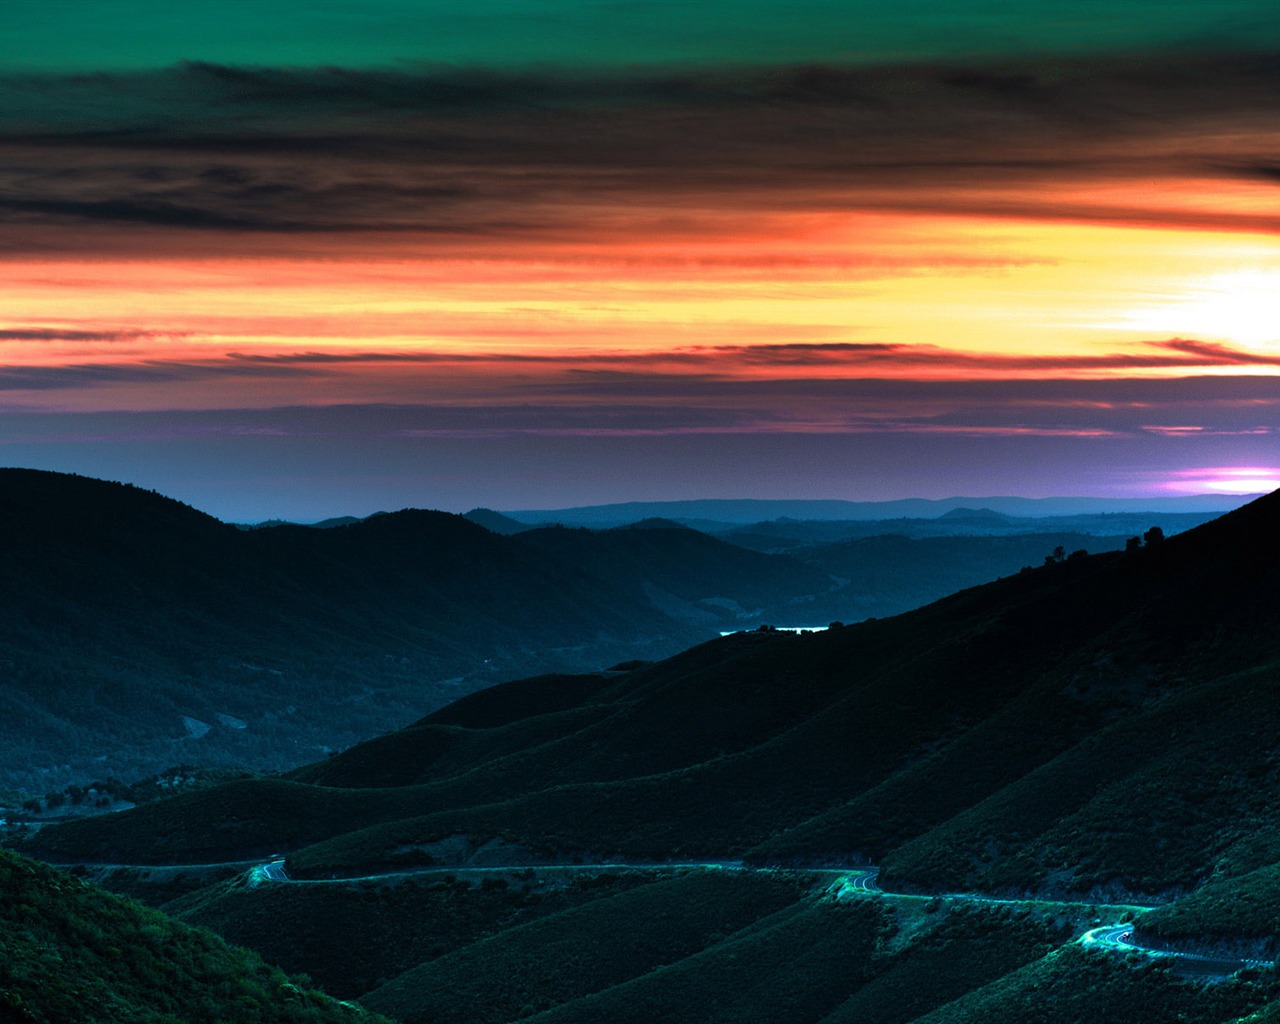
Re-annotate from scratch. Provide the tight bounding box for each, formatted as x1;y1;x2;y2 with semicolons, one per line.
503;494;1253;526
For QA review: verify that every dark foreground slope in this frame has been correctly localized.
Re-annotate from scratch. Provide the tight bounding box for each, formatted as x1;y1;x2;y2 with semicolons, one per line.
0;847;386;1024
0;470;830;791
132;870;1280;1024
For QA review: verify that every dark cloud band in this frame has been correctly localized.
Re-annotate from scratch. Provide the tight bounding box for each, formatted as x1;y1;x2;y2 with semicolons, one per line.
0;53;1277;248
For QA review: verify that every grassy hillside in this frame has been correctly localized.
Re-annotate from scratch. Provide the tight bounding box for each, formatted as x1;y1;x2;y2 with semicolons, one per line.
0;847;386;1024
351;889;1220;1024
817;905;1068;1024
906;945;1273;1024
498;897;889;1024
165;866;1108;1024
167;868;659;1000
358;871;809;1024
1138;863;1280;953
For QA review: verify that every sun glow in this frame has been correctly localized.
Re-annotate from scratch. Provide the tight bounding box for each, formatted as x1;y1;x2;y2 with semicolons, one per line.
1168;468;1280;495
1122;269;1280;347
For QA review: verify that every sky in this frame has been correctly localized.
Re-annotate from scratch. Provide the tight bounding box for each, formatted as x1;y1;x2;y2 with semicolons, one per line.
1;0;1279;520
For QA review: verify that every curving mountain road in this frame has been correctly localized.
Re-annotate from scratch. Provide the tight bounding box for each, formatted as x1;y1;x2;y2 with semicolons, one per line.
248;857;748;887
257;859;292;883
833;869;880;894
1081;923;1274;976
832;872;1268;976
68;855;1275;978
1083;924;1145;952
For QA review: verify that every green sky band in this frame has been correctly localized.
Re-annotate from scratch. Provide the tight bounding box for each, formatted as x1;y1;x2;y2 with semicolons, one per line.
9;0;1280;72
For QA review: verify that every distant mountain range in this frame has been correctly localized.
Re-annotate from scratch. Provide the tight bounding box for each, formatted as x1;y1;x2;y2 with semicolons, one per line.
498;494;1253;528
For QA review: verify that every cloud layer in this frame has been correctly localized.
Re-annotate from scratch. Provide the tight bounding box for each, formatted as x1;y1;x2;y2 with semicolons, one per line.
1;52;1278;254
0;341;1276;439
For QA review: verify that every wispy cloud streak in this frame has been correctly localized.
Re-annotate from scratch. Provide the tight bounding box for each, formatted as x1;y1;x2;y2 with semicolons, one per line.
224;337;1280;374
0;342;1276;442
0;327;181;342
2;373;1276;440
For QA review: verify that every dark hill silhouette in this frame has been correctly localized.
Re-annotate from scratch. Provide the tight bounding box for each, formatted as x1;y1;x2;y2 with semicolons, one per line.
518;523;834;624
0;470;839;792
937;506;1013;524
503;494;1249;527
311;515;364;528
618;517;691;530
463;507;532;534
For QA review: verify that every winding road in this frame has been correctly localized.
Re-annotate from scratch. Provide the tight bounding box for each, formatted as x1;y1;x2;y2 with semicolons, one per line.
248;857;749;886
833;872;1270;977
257;859;292;883
69;855;1273;978
1080;923;1274;975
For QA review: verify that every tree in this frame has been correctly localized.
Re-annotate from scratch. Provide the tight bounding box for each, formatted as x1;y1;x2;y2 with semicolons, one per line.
1144;526;1165;546
1125;536;1142;553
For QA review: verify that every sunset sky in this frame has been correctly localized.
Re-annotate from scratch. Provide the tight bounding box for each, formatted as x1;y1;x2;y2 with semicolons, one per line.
2;0;1279;519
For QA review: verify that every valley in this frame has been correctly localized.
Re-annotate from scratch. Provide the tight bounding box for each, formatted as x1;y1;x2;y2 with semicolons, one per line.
6;473;1280;1023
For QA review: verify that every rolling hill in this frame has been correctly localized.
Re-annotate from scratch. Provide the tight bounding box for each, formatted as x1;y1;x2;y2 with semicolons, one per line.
0;469;832;794
499;494;1248;528
517;520;834;624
